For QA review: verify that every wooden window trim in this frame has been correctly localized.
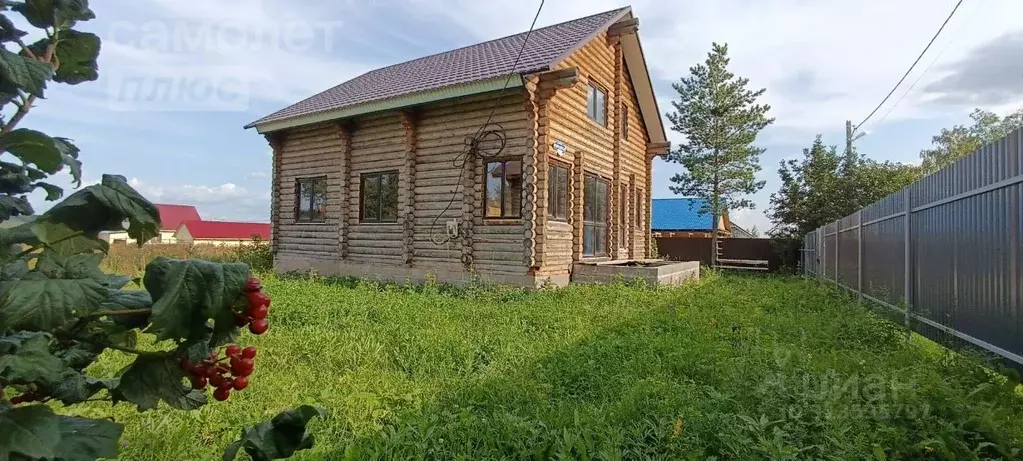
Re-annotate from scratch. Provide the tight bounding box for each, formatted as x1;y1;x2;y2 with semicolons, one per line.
359;170;399;224
483;159;523;219
586;82;608;127
295;176;328;224
547;160;571;222
583;173;609;257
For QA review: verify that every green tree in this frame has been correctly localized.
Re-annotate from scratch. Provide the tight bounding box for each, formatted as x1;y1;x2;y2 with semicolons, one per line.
0;2;320;459
666;42;774;265
920;108;1023;173
769;136;920;239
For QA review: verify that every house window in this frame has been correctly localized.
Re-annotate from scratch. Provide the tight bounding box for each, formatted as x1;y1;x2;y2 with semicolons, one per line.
586;83;607;126
360;171;399;223
583;174;608;257
485;159;522;218
621;102;629;140
547;163;569;221
296;177;328;222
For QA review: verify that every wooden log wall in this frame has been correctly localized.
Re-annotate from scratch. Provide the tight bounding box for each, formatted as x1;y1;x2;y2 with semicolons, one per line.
536;29;653;276
273;123;345;259
347;112;405;265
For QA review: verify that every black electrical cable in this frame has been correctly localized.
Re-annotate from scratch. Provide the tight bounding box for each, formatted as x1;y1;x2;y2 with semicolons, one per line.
855;0;964;131
429;0;545;247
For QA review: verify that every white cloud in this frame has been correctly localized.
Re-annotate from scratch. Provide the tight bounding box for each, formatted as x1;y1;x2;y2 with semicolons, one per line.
128;178;269;221
419;0;1023;135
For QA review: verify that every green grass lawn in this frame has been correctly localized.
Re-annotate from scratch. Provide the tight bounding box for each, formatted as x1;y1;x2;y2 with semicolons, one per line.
71;273;1022;460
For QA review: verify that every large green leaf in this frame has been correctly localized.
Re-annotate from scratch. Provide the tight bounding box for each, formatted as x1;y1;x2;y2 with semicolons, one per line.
143;257;248;342
223;406;327;461
0;277;107;331
111;354;206;411
0;47;50;97
0;404;61;461
31;220;108;256
52;30;99;84
13;0;94;29
0;128;62;173
53;415;123;461
0;331;64;385
40;174;159;245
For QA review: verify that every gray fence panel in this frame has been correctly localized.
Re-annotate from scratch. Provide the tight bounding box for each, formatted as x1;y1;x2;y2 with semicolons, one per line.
804;127;1023;367
861;215;904;305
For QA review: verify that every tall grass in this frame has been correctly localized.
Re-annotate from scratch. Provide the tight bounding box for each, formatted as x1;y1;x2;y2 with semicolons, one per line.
70;273;1022;460
102;240;272;276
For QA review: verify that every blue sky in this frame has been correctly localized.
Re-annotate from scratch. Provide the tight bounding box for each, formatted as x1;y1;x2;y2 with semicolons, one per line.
24;0;1023;232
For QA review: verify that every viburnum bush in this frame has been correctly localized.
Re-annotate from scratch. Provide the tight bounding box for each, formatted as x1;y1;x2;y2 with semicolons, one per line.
0;2;321;460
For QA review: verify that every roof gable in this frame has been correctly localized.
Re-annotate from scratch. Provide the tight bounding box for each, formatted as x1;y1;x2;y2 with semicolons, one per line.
155;204;201;231
177;221;270;240
248;7;630;130
652;198;716;231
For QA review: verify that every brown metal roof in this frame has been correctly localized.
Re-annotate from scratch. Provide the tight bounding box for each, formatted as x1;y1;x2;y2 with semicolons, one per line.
247;7;631;128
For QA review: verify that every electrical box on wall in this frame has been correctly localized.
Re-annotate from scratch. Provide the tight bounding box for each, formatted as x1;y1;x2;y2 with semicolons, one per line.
446;219;459;240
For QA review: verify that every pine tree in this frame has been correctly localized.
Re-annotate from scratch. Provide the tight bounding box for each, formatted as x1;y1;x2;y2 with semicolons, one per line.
666;42;774;266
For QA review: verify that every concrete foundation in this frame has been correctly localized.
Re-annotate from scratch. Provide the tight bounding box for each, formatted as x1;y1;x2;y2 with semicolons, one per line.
571;259;700;286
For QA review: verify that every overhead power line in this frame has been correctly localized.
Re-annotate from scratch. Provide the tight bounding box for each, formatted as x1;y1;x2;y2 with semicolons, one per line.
874;0;976;127
855;0;965;131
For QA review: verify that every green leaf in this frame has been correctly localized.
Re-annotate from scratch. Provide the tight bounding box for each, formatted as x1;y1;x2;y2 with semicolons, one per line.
48;369;108;404
0;258;28;279
13;0;95;29
143;257;248;342
0;194;33;221
0;128;62;173
102;274;132;289
0;404;61;461
101;288;152;328
40;174;160;245
223;406;327;461
53;415;123;461
0;47;50;97
0;13;27;43
34;181;63;201
0;220;38;248
31;220;108;256
0;277;107;331
111;354;206;411
52;30;99;84
53;137;82;187
0;331;64;385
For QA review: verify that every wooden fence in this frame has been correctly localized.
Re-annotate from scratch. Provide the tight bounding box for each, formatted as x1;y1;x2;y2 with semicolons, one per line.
655;237;799;272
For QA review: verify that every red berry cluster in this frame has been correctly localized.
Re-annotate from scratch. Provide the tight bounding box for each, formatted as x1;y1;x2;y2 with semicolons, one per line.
181;345;256;401
234;275;271;335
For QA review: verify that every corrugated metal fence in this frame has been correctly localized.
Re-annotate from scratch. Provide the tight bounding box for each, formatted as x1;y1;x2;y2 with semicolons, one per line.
803;128;1022;367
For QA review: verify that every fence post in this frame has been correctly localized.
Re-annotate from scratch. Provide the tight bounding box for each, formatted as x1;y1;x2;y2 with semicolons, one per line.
857;210;863;303
903;189;912;333
834;220;839;290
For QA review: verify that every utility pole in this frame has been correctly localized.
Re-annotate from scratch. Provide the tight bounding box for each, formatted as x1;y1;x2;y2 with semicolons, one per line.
845;120;854;155
845;120;867;156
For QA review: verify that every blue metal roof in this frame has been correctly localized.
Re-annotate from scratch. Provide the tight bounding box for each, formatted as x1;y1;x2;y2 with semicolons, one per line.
651;198;714;231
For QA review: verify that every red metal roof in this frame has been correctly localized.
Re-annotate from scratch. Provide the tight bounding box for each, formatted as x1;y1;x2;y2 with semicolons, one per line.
155;204;202;231
179;220;270;240
247;7;631;128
